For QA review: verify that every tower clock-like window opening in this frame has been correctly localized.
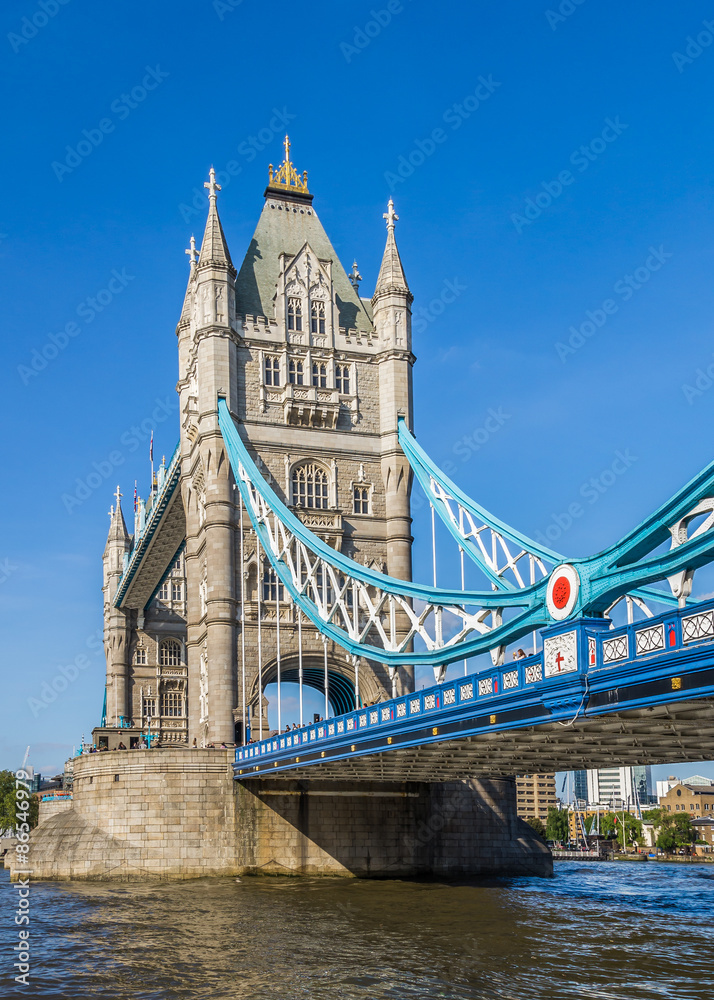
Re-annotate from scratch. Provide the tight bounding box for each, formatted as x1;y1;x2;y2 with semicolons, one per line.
311;362;327;388
262;566;285;602
264;355;280;386
292;463;329;509
289;359;304;385
288;298;302;332
160;639;181;667
311;301;326;335
353;485;370;515
335;364;350;394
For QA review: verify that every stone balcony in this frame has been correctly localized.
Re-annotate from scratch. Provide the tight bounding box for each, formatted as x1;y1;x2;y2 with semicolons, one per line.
265;384;342;428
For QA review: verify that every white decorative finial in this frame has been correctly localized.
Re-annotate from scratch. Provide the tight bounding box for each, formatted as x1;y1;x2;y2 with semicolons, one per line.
185;235;198;266
383;199;398;232
204;167;221;202
114;485;122;509
349;261;362;290
108;504;114;519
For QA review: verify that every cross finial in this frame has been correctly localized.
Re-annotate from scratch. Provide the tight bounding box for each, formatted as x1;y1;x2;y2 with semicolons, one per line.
204;167;221;202
185;235;198;266
383;199;399;232
349;260;362;290
114;485;122;509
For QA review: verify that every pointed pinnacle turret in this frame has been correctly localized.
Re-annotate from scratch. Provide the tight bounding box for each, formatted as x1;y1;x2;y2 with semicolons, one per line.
106;486;130;546
197;167;235;272
374;199;409;298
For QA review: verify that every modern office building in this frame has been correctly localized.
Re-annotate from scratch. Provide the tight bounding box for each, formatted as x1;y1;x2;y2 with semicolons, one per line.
516;774;557;822
586;765;653;809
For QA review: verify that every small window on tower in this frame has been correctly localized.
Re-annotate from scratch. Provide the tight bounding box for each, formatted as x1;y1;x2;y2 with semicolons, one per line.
157;582;170;602
312;362;327;388
311;301;326;335
336;364;350;394
135;647;147;665
353;486;370;515
262;566;284;602
264;355;280;386
289;359;304;385
172;582;183;602
288;298;302;332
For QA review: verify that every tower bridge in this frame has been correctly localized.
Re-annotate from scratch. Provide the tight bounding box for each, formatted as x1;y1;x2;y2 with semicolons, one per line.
25;142;714;881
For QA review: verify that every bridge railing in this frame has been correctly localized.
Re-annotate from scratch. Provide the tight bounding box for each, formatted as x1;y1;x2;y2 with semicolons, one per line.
236;647;552;768
588;598;714;672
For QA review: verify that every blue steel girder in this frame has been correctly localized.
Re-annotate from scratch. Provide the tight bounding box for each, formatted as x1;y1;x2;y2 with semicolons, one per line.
219;398;714;670
397;418;705;615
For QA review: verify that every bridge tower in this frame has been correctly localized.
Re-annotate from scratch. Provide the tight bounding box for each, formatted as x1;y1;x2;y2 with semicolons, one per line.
178;142;416;743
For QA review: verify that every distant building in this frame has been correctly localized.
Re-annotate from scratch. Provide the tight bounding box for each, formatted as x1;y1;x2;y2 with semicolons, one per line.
573;770;588;805
656;774;713;799
659;783;714;818
516;774;557;822
586;766;653;809
693;817;714;852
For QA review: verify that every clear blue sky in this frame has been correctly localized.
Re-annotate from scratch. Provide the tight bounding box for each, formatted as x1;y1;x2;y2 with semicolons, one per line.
2;0;714;782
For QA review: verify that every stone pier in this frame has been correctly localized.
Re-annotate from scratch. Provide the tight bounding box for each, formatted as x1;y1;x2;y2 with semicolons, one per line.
18;749;551;881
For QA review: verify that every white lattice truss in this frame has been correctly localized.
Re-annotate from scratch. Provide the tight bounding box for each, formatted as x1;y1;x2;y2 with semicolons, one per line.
429;476;551;590
238;462;505;669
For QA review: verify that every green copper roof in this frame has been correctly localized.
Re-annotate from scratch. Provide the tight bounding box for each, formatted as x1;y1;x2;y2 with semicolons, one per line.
235;194;373;334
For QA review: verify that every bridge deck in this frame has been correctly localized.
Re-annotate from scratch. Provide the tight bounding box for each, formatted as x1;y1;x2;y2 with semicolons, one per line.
235;604;714;782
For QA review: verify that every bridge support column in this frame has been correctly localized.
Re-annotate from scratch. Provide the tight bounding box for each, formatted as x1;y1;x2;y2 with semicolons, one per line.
234;777;552;877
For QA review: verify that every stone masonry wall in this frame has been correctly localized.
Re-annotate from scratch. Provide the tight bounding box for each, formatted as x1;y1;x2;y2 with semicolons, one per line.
18;753;551;882
23;749;237;881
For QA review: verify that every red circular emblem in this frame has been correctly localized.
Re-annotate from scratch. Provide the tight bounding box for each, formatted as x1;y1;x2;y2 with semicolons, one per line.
552;576;571;610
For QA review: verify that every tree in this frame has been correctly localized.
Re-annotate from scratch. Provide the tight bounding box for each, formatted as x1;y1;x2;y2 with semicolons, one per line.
0;770;39;834
546;807;569;843
642;808;663;824
656;812;697;853
598;812;643;847
525;816;547;839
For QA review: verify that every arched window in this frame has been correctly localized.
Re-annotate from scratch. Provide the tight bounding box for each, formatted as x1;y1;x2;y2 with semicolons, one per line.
311;362;327;388
335;364;350;394
311;301;325;334
160;639;181;667
292;463;329;509
288;298;302;331
289;359;304;385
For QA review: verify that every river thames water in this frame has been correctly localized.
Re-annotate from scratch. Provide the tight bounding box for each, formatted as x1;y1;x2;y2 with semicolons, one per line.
1;861;712;999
